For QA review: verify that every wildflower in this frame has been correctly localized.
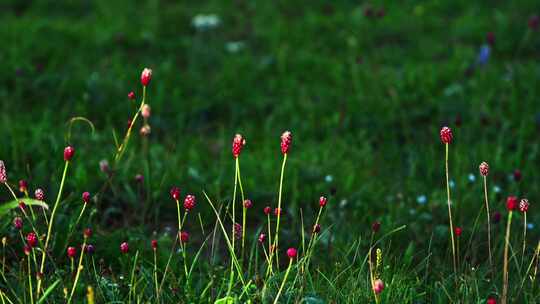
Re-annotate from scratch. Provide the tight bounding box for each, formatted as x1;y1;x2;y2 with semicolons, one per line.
274;207;282;216
85;244;95;254
486;32;495;46
67;246;77;258
35;188;45;201
84;228;93;239
476;45;490;66
184;194;196;211
82;192;91;204
19;201;26;212
529;15;539;30
180;231;189;243
139;125;151;136
454;227;462;237
319;196;327;207
141;104;151;119
286;247;297;259
24;245;31;256
280;131;292;154
26;232;38;247
127;91;135;100
234;223;242;240
513;169;522;182
141;68;152;86
258;233;266;243
313;224;321;233
127;119;133;129
151;239;158;250
243;199;252;208
99;160;110;175
64;146;75;161
519;199;529;213
263;206;271;215
170;187;181;201
487;297;497;304
232;134;246;158
135;174;144;183
120;242;129;254
18;180;28;193
440;126;453;144
0;161;6;183
372;221;381;233
506;196;518;211
479;162;489;176
373;279;384;294
13;217;23;230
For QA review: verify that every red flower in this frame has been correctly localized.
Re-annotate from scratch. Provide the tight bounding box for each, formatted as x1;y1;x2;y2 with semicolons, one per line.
479;162;489;176
128;91;135;100
372;221;381;233
373;279;384;294
67;246;77;258
519;199;529;213
0;161;6;184
258;233;266;243
151;239;158;250
243;199;252;209
233;223;242;240
440;126;453;144
286;247;297;259
170;187;181;201
120;242;129;254
487;297;497;304
280;131;292;154
26;232;38;248
264;206;271;215
84;228;93;239
13;217;23;230
141;68;152;86
18;180;28;193
23;245;31;256
319;196;327;207
454;227;462;237
506;196;518;211
184;195;196;211
180;231;189;243
82;192;91;204
64;146;75;161
35;188;45;201
232;134;246;158
513;169;522;182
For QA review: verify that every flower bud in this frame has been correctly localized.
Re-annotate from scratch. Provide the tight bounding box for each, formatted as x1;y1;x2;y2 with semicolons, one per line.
280;131;292;154
19;180;28;193
13;217;23;230
286;247;297;259
141;104;151;119
84;228;93;239
454;227;462;237
170;187;181;201
26;232;38;248
519;199;529;213
263;206;271;215
151;239;158;250
141;68;152;86
232;134;246;158
243;199;252;209
64;146;75;161
184;195;196;211
120;242;129;254
506;196;518;211
373;279;384;294
180;231;189;243
440;126;453;144
258;233;266;243
479;162;489;176
128;91;135;100
35;188;45;201
67;246;77;259
319;196;327;207
82;192;91;204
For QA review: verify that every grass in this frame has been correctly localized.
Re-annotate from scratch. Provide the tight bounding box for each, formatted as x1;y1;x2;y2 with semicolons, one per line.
1;0;540;302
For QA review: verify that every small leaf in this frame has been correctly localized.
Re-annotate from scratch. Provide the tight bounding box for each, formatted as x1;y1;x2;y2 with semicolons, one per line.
0;199;49;217
37;279;61;304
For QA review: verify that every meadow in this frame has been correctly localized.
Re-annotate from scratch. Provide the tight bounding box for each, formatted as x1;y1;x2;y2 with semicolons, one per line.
1;1;540;303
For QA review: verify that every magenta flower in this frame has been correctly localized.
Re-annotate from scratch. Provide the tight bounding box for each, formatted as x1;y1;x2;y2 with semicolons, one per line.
286;247;297;259
120;242;129;254
0;161;6;183
479;162;489;176
141;68;152;86
263;206;271;215
35;188;45;201
258;233;266;243
243;199;252;209
67;246;77;259
319;196;327;207
373;279;384;294
64;146;75;161
519;199;529;213
82;192;91;204
26;232;38;248
184;195;196;211
280;131;292;154
232;134;246;158
506;196;518;211
151;239;158;250
13;217;23;230
128;91;135;100
170;187;181;201
440;126;453;144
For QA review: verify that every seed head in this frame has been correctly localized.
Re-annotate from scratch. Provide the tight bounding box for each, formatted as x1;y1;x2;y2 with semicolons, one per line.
372;221;381;233
151;239;158;250
64;146;75;161
479;162;489;176
280;131;292;154
519;199;529;213
35;188;45;201
313;224;321;233
454;227;462;237
319;196;327;207
263;206;271;215
506;196;518;211
120;242;129;254
184;195;196;211
287;247;297;259
373;279;384;294
0;161;7;183
141;104;151;119
84;228;93;239
82;192;91;204
13;217;23;230
19;180;28;193
180;231;189;243
243;199;252;209
170;187;181;201
128;91;135;100
232;134;246;158
440;126;453;144
26;232;38;248
258;233;266;243
141;68;152;86
67;246;77;259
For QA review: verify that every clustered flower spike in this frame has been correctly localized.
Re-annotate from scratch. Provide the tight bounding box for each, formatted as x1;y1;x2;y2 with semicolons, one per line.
151;239;158;250
170;187;181;201
479;162;489;176
35;188;45;201
232;134;246;158
373;279;385;294
454;227;462;237
19;180;28;193
180;231;189;243
440;126;453;144
82;192;91;204
487;297;497;304
258;233;266;244
319;196;327;207
286;247;297;259
26;232;38;248
64;146;75;161
13;217;23;230
234;223;242;240
67;246;77;259
120;242;129;254
184;195;196;211
243;199;252;209
263;206;271;215
519;199;529;213
141;68;152;86
0;160;7;183
506;196;518;211
280;131;292;154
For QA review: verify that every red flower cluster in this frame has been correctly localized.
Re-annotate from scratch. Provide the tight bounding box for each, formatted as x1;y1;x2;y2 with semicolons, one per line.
26;232;38;248
64;146;75;161
180;231;189;243
151;239;158;250
184;195;196;211
319;196;327;207
280;131;292;154
519;199;529;213
120;242;129;254
82;192;91;204
264;206;271;215
454;227;462;237
19;180;28;193
286;247;297;259
170;187;181;201
243;199;252;208
35;188;45;201
440;127;453;144
67;246;77;258
141;68;152;86
479;162;489;176
506;196;518;211
0;160;7;183
232;134;246;158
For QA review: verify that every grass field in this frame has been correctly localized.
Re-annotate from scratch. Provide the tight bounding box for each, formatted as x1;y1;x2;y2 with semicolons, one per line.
1;1;540;303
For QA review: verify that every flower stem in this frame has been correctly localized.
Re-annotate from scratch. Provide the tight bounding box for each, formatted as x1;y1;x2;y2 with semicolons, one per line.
68;241;86;304
273;258;293;304
483;176;493;272
271;154;288;270
27;254;34;304
444;144;457;278
522;212;527;266
153;250;159;303
502;211;513;304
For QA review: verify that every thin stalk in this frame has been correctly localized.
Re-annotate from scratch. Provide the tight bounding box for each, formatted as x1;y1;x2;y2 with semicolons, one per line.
68;241;87;304
128;251;139;304
114;86;146;165
37;161;70;295
27;255;34;304
62;203;87;253
271;154;288;270
266;213;273;275
237;160;246;259
273;258;293;304
153;249;159;303
444;144;457;278
502;211;513;304
522;212;527;266
483;176;493;271
227;158;239;296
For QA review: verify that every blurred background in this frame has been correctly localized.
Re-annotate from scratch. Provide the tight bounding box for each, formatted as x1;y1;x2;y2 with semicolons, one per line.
1;0;540;262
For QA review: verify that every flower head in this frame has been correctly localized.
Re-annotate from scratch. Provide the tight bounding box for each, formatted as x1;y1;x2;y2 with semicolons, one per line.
274;208;282;216
372;221;381;233
67;246;77;259
141;68;152;86
13;217;23;230
84;228;93;239
180;231;189;243
26;232;38;248
487;297;497;304
258;233;266;243
373;279;384;294
170;187;181;201
184;195;196;211
506;196;518;211
151;239;158;250
141;104;151;119
286;247;297;259
86;244;95;255
64;146;75;161
24;245;31;256
479;162;489;176
19;180;28;193
319;196;327;207
519;199;529;213
280;131;292;154
440;126;453;144
243;199;252;209
232;134;246;158
313;224;321;233
34;188;45;201
135;174;144;183
82;192;91;204
454;227;462;237
0;161;6;183
263;206;271;215
128;91;135;100
513;169;522;182
234;223;242;240
120;242;129;254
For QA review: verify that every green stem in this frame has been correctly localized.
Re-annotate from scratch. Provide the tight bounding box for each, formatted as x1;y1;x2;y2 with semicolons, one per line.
502;211;513;304
522;212;527;267
483;176;493;272
27;255;34;304
68;241;86;304
128;251;139;304
445;144;457;278
154;250;159;303
273;258;293;304
271;154;287;271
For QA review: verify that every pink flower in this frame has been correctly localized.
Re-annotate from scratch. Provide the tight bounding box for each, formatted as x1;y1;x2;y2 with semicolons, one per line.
487;297;497;304
519;199;529;213
35;188;45;201
234;223;242;240
170;187;181;201
454;227;462;237
258;233;266;243
280;131;292;154
373;279;384;294
128;91;135;100
26;232;38;248
263;206;271;215
120;242;129;254
286;247;297;259
506;196;518;211
180;231;189;243
140;125;151;136
319;196;327;207
82;192;91;204
232;134;246;158
64;146;75;161
24;245;31;256
0;161;7;183
141;68;152;86
440;126;453;144
243;199;252;209
13;217;23;230
479;162;489;176
84;228;93;239
67;246;77;259
18;180;28;193
141;104;151;119
151;239;158;250
184;195;196;211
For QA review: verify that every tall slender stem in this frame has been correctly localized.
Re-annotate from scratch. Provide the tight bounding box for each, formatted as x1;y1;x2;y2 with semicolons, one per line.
502;211;513;304
27;255;34;304
154;250;159;303
445;144;457;278
483;176;493;271
271;154;288;270
68;241;86;304
273;258;293;304
522;212;527;266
